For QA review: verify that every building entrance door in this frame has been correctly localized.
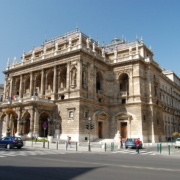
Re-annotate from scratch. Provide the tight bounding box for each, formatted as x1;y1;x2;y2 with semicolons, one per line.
121;122;127;138
98;122;103;138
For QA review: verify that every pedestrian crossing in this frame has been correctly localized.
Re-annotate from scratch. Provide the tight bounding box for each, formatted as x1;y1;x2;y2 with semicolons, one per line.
112;149;156;156
0;148;158;158
0;149;65;158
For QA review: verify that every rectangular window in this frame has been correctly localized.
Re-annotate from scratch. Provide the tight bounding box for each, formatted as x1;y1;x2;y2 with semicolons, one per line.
69;111;74;118
84;111;88;119
67;108;76;120
122;99;126;104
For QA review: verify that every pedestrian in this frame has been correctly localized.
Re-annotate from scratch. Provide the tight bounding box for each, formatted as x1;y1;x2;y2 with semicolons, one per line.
35;134;38;143
135;138;141;153
68;136;72;147
120;137;123;148
66;136;72;149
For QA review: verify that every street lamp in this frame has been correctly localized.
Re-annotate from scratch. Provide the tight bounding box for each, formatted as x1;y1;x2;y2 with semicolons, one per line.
42;122;47;148
88;117;91;151
47;117;54;136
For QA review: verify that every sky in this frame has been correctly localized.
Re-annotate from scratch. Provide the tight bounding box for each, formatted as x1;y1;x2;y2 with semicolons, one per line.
0;0;179;84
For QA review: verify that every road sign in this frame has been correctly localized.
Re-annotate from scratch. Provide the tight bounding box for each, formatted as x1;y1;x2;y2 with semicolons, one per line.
43;122;47;129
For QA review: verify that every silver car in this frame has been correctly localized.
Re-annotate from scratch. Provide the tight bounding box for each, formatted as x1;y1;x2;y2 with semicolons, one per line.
175;138;180;148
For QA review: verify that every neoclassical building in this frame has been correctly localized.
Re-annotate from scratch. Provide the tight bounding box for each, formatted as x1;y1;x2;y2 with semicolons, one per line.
0;29;179;142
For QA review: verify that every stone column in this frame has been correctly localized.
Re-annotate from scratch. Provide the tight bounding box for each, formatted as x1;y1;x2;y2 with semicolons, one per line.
19;75;23;98
41;69;44;96
77;60;81;90
16;108;21;135
53;66;57;93
66;63;70;92
9;77;13;98
29;107;35;137
57;68;61;91
30;72;33;96
33;108;39;136
3;80;7;101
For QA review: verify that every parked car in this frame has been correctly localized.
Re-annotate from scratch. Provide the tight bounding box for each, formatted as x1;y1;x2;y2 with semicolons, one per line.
175;138;180;148
0;136;23;149
125;138;143;149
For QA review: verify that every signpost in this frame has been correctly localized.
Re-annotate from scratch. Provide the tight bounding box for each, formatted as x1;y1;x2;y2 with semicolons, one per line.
43;122;47;148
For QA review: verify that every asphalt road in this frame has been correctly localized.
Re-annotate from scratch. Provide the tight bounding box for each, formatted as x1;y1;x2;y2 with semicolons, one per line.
0;147;180;180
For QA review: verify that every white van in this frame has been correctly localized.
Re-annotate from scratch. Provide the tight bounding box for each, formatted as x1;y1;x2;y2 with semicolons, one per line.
175;138;180;148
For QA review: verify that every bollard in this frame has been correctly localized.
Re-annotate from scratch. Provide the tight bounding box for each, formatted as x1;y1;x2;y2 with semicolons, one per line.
111;142;114;151
43;141;45;148
66;142;68;150
56;141;58;150
76;142;78;151
160;143;162;154
168;145;170;155
157;144;159;152
104;143;106;152
47;141;49;149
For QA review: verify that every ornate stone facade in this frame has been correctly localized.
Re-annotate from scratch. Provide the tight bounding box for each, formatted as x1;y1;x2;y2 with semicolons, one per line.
0;29;179;142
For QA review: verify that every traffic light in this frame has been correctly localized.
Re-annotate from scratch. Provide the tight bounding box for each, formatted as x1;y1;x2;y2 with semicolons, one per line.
85;124;94;130
90;124;94;129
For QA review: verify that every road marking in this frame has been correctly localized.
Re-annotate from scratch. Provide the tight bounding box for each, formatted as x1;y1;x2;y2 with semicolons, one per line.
0;149;66;158
112;150;156;155
33;157;180;172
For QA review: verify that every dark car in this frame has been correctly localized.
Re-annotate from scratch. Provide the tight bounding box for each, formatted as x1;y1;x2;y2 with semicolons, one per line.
125;138;143;149
0;136;23;149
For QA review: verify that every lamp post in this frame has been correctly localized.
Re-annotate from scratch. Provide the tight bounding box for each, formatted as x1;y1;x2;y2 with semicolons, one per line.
43;122;47;148
88;117;91;151
47;118;53;136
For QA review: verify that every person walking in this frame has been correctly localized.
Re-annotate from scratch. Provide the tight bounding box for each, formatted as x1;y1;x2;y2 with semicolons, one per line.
120;137;123;148
135;138;141;153
66;136;72;149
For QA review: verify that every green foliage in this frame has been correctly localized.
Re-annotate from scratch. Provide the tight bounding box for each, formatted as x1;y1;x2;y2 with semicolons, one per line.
26;138;48;142
172;132;180;138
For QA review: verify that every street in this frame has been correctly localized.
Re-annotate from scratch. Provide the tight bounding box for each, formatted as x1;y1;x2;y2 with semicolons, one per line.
0;146;180;180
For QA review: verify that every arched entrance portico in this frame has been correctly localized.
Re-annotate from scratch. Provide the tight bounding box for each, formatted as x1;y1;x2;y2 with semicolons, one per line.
39;112;53;137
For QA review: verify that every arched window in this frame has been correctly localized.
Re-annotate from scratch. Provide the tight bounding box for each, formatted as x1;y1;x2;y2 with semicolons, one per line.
47;70;54;92
70;67;77;88
119;73;129;94
24;76;30;94
59;67;67;89
35;73;41;95
96;72;102;93
15;78;20;95
82;68;87;89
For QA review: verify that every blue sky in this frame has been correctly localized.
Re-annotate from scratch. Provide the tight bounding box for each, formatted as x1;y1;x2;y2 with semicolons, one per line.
0;0;179;84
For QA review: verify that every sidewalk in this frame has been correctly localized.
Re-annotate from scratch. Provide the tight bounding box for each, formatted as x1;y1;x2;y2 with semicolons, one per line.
24;141;106;153
23;141;180;157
